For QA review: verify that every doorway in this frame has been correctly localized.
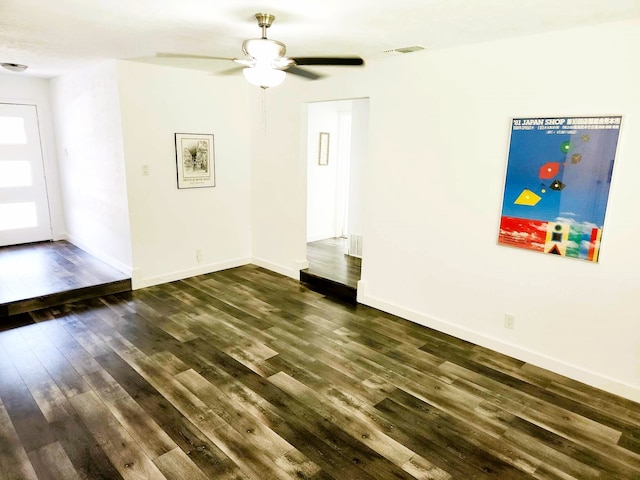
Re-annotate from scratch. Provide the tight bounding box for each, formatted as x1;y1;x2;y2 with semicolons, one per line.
303;98;368;294
0;103;52;247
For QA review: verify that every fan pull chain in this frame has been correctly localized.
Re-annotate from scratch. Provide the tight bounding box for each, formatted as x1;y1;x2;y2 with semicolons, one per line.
261;88;267;132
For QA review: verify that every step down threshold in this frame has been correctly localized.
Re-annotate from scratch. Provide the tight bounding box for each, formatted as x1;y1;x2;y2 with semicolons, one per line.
300;269;357;304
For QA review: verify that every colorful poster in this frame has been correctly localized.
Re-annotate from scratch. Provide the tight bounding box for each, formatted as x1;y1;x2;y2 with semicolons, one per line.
498;116;622;262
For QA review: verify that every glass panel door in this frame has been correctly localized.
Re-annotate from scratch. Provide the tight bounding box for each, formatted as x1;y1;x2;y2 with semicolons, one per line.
0;103;52;246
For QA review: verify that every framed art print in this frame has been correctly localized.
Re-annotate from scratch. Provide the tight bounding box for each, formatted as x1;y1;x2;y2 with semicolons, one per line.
175;133;215;189
498;116;622;262
318;132;329;166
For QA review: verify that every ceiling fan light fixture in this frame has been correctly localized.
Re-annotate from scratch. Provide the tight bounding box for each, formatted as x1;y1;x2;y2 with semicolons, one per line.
163;13;363;85
243;66;286;89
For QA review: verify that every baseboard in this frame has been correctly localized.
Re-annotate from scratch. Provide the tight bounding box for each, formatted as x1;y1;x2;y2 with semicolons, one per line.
294;258;309;271
135;257;251;289
63;234;132;277
358;288;640;404
306;233;336;243
251;257;302;280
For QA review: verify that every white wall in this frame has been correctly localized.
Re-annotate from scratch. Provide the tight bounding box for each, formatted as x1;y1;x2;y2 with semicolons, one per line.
0;74;65;239
116;61;252;288
249;87;312;278
250;19;640;402
306;101;343;241
50;62;133;273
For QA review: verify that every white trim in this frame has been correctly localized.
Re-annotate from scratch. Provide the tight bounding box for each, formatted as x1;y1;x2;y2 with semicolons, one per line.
356;279;367;302
358;289;640;403
306;232;336;243
64;233;132;277
294;259;309;271
251;257;302;280
134;257;251;289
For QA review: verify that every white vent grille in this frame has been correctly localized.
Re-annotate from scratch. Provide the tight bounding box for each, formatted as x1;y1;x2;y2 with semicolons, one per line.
383;46;425;54
348;235;363;258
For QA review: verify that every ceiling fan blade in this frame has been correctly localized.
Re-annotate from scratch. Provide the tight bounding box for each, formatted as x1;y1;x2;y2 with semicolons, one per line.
156;52;235;61
286;66;324;80
291;57;364;66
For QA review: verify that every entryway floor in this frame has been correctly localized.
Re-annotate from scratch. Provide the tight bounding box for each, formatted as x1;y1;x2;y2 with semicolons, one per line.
0;240;131;318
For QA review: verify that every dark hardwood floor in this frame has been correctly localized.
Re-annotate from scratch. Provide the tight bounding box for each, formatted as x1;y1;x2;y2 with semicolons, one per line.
1;264;639;479
0;240;131;317
301;238;362;302
304;238;362;288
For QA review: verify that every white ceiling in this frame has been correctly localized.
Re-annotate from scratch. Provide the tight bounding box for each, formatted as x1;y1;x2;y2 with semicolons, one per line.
2;0;640;79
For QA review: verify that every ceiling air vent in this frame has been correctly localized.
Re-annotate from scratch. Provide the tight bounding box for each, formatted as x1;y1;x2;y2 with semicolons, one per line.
383;46;425;54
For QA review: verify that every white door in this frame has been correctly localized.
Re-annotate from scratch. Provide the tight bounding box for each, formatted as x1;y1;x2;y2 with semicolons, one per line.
0;103;52;246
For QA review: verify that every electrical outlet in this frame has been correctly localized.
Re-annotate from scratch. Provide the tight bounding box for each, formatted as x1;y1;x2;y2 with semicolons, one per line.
196;249;203;263
142;164;150;176
504;313;515;329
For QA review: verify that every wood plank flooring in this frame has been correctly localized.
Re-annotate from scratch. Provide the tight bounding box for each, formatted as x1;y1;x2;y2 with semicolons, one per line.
0;241;131;317
301;238;362;302
304;238;362;289
1;264;639;479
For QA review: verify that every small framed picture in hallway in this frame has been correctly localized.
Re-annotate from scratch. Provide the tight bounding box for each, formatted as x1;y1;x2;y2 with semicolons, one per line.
175;133;215;189
318;132;330;166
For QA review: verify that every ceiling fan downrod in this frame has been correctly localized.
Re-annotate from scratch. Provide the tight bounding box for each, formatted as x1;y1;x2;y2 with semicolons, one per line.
254;13;275;39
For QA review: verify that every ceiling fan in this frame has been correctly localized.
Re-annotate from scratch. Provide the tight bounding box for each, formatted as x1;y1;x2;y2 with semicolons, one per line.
158;13;364;88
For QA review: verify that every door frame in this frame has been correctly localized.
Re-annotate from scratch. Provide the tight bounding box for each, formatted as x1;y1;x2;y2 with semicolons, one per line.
0;96;63;245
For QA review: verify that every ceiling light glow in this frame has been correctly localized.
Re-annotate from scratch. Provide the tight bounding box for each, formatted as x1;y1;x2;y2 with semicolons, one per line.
243;67;286;89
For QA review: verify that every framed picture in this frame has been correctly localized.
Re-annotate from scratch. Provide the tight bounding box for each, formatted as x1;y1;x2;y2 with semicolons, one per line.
318;132;330;166
498;116;622;262
175;133;215;189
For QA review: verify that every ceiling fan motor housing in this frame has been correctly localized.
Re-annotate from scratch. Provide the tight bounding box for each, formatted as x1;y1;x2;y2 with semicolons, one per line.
242;38;287;63
241;13;292;68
